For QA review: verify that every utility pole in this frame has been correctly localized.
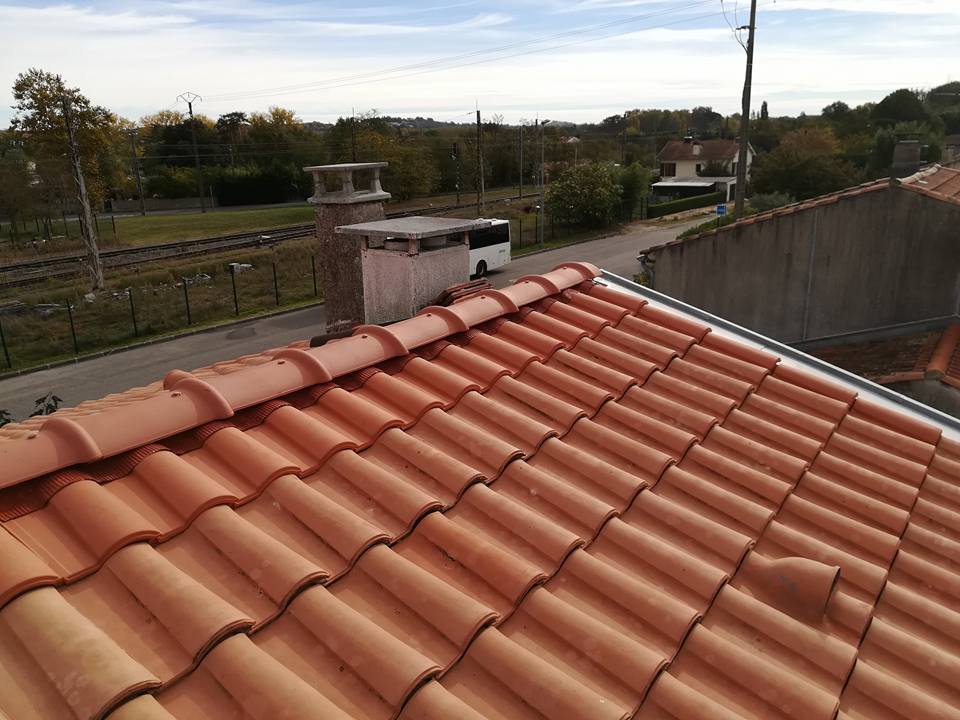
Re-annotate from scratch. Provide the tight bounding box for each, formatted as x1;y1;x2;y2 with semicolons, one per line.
733;0;758;217
178;92;206;213
126;129;146;216
351;109;357;162
452;142;461;205
518;124;524;199
476;108;483;215
60;84;104;289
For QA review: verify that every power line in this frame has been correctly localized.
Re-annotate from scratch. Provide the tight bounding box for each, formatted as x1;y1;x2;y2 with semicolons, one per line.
204;1;720;102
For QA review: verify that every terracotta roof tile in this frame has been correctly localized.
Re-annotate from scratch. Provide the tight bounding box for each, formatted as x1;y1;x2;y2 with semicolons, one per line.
1;260;959;720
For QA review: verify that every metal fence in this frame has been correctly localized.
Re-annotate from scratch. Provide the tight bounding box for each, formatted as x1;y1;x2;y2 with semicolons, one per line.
0;252;321;371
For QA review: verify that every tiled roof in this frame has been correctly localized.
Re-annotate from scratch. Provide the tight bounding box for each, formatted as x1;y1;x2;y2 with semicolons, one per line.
656;138;741;163
1;262;959;720
649;164;960;251
813;323;960;389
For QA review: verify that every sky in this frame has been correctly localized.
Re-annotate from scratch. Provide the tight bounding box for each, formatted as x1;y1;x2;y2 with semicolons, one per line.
0;0;958;127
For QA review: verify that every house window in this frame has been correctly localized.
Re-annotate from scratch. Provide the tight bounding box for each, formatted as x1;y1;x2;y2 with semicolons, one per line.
661;162;676;177
731;162;737;175
695;163;702;175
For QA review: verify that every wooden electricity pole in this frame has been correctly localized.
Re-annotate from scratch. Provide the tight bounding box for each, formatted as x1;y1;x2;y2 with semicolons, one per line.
733;0;758;216
61;87;104;289
127;129;146;216
476;109;484;215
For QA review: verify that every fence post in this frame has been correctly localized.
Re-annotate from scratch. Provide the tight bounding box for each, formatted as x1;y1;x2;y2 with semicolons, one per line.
311;256;318;297
182;278;192;325
535;212;540;244
66;302;79;356
272;262;280;306
128;288;138;337
230;265;240;316
35;216;40;234
111;214;119;242
62;211;70;238
517;217;522;249
94;213;101;235
0;317;11;368
44;217;52;243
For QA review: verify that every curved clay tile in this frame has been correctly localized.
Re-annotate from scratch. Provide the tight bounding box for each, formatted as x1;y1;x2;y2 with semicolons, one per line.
439;626;630;720
681;442;792;508
398;680;488;720
395;510;547;616
615;313;695;354
739;391;836;442
644;371;736;422
241;473;388;580
561;289;631;324
500;585;666;714
825;433;928;488
0;586;160;720
331;544;497;671
408;407;523;480
572;337;658;385
849;396;941;447
593;400;698;460
837;413;937;467
530;436;648;511
618;384;716;439
561;418;673;487
106;694;176;720
794;470;911;536
0;525;60;609
362;428;483;503
579;280;647;315
666;357;755;404
653;464;776;539
457;331;540;375
639;304;710;342
759;369;852;423
684;343;771;386
489;318;566;360
391;355;481;408
515;360;614;414
544;298;612;335
702;425;809;485
449;391;556;456
180;427;298;498
810;452;918;510
519;310;590;347
244;406;356;474
495;461;617;542
595;324;677;369
351;370;444;427
546;348;636;398
722;408;823;462
482;375;586;435
430;343;512;389
306;449;443;539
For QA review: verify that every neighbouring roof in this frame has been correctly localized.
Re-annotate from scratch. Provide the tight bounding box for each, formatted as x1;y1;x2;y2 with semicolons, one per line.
648;164;960;250
657;138;742;163
813;323;960;389
1;263;959;720
652;176;735;189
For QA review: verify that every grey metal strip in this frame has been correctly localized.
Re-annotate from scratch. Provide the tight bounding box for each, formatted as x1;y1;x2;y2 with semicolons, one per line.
599;269;960;437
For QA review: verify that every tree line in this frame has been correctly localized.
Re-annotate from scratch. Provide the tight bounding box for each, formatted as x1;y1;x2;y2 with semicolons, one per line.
2;67;959;237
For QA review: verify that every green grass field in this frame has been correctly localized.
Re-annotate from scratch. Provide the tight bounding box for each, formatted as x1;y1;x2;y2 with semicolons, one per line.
0;186;524;261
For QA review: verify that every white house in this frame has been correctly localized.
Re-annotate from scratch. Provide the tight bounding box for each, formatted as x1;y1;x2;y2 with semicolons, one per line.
657;137;754;179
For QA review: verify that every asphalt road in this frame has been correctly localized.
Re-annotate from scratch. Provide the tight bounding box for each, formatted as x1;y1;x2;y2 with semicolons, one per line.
0;217;701;420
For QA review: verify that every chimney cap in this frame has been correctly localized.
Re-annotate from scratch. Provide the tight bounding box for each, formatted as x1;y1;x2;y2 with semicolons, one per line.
336;215;493;241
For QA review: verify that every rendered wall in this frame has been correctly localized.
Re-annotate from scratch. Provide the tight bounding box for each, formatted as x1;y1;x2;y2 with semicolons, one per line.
652;187;960;343
361;244;468;325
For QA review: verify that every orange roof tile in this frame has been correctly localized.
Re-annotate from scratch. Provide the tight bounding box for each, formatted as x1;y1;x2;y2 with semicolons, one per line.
0;262;958;720
813;322;960;390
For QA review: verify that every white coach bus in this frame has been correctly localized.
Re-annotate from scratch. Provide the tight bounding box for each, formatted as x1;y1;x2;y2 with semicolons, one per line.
468;219;511;277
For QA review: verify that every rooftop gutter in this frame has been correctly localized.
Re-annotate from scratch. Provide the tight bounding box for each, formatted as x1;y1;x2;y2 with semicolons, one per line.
599;270;960;439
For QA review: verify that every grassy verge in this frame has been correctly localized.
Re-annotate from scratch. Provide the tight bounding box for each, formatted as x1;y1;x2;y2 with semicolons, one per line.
0;186;524;260
0;239;322;370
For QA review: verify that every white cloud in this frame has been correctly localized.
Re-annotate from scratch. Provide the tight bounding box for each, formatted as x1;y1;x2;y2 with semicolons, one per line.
767;0;960;14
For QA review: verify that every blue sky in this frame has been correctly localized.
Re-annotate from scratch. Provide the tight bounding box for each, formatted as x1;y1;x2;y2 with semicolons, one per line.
0;0;958;126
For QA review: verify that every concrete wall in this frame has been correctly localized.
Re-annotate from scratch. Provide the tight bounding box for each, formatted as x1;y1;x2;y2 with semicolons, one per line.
651;187;960;343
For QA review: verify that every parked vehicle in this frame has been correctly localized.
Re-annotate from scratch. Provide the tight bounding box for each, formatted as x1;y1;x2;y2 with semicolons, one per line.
468;219;511;277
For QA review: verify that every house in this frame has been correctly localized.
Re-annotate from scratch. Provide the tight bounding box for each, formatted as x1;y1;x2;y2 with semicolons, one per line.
1;262;958;720
642;164;960;343
656;136;753;179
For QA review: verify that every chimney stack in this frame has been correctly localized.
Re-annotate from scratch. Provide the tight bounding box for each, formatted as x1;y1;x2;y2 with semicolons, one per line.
303;162;390;335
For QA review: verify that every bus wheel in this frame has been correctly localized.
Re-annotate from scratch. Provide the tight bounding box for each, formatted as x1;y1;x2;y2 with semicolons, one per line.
475;260;487;278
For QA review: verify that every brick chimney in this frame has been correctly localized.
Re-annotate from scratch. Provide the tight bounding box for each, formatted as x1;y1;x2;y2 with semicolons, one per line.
303;162;390;335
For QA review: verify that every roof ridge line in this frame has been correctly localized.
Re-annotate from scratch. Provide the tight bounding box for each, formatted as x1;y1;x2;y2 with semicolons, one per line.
0;263;599;492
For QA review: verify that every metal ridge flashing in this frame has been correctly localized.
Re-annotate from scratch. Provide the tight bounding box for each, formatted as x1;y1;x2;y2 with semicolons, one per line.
0;263;600;490
598;270;960;438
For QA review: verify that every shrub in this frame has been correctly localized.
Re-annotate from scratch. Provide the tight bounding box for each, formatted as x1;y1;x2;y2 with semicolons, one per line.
546;163;622;228
613;163;649;219
749;192;794;213
647;192;723;219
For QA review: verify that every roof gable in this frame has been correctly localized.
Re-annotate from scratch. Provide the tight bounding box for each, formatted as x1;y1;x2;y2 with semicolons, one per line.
657;138;742;163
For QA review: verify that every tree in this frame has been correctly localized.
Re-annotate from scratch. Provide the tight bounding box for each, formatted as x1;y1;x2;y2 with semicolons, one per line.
11;68;129;207
546;163;622;228
760;101;769;120
0;141;37;248
873;89;929;126
752;127;857;200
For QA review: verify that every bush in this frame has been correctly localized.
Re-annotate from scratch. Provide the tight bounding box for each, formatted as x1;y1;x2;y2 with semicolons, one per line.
613;163;649;219
647;191;723;219
546;163;623;228
212;162;302;206
145;166;199;199
749;192;794;212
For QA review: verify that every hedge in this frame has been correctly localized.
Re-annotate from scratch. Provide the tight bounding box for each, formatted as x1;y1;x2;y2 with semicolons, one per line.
647;191;724;219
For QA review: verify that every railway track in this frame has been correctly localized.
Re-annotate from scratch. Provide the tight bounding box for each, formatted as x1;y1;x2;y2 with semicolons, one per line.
0;195;537;290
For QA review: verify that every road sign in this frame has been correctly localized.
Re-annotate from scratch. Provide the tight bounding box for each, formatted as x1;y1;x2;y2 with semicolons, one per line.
716;204;727;216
